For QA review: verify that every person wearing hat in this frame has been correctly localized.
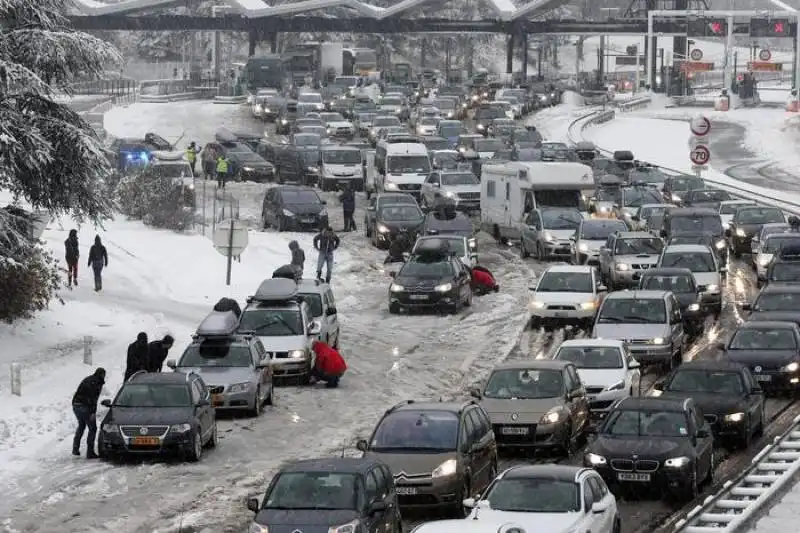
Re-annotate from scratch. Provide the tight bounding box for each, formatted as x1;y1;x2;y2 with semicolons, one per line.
72;367;106;458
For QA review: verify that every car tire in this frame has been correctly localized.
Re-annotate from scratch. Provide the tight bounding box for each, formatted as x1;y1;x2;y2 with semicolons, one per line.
248;387;263;417
560;421;575;457
207;421;218;449
389;302;401;314
451;479;471;518
705;450;715;485
738;417;752;450
756;403;766;436
187;429;203;462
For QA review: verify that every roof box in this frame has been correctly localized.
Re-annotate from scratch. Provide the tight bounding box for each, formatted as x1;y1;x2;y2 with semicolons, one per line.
598;174;624;187
196;310;239;337
613;150;634;161
215;127;239;144
252;277;299;302
415;237;452;255
575;141;596;152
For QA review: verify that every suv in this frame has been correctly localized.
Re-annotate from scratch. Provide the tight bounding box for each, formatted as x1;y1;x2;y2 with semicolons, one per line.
727;205;786;258
591;290;686;370
662;175;705;205
98;371;217;462
520;207;583;261
752;231;800;283
598;231;664;289
529;265;606;330
238;278;321;384
420;171;481;213
357;399;498;517
571;219;629;265
168;310;274;416
261;185;328;232
660;208;725;249
657;244;723;315
296;278;340;348
246;458;402;533
765;244;800;286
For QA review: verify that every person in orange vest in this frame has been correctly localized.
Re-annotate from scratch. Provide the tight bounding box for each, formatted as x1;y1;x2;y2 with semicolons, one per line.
310;339;347;388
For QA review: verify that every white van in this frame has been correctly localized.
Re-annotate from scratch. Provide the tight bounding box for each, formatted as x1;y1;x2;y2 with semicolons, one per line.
480;161;593;242
374;142;431;199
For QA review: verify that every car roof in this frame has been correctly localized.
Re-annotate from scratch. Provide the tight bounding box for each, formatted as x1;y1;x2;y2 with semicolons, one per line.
605;290;669;300
493;360;570;371
736;320;798;330
641;267;695;277
720;199;754;205
321;145;359;152
282;457;383;474
616;396;688;412
581;218;627;227
668;208;718;216
392;401;467;413
557;338;626;349
500;464;589;482
544;265;595;274
615;231;658;239
759;283;800;294
663;244;713;253
673;360;746;372
129;372;187;384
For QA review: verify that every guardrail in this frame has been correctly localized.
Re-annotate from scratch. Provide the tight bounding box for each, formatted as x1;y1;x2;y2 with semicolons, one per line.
615;95;651;112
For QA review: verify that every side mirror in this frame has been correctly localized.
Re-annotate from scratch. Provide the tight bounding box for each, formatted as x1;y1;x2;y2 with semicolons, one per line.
660;230;667;238
631;215;640;221
528;284;538;291
367;206;375;211
628;360;640;369
321;200;327;205
597;284;608;292
653;381;664;391
741;302;752;311
389;271;396;278
307;321;321;336
592;500;610;514
198;398;210;407
432;182;440;187
716;341;727;351
469;387;482;399
463;497;476;508
166;359;176;369
568;389;583;400
247;498;260;513
356;439;369;452
370;501;388;513
326;307;338;316
101;399;112;408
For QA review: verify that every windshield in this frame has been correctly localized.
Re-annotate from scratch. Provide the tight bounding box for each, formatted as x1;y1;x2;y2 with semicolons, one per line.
629;169;666;184
281;190;322;205
537;272;593;293
669;215;722;234
294;135;320;147
541;210;582;230
388;155;430;173
720;202;755;214
614;238;663;255
660;252;715;272
598;298;666;324
374;117;401;127
298;93;323;103
667;370;744;395
322;150;360;164
358;113;376;122
423;139;451;151
602;410;689;437
474;139;505;152
380;205;423;222
438;123;463;137
152;164;191;179
320;113;344;122
730;328;797;350
265;472;358;510
299;126;326;136
756;292;800;312
640;206;668;219
772;262;800;281
763;235;800;253
595;189;622;203
690;190;730;203
735;208;785;225
400;260;453;278
475;108;501;120
371;411;459;450
114;383;190;407
484;478;580;513
441;173;478;186
671;177;705;192
382;97;403;106
179;343;252;367
641;275;695;293
239;307;303;336
297;293;323;316
333;77;358;87
623;188;663;207
581;222;627;240
433;153;458;169
484;368;564;399
420;117;438;126
555;347;623;369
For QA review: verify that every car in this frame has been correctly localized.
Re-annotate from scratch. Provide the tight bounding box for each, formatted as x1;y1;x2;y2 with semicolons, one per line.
168;310;274;416
296;278;340;348
520;207;583;261
571;219;630;265
364;192;419;233
369;116;402;145
553;339;641;425
652;360;765;448
98;371;217;462
509;128;542;149
275;100;299;135
627;166;669;191
420;170;481;212
261;185;328;232
319;145;363;191
389;240;473;313
357;399;498;516
463;137;507;160
319;112;355;139
657;244;723;315
378;95;409;120
255;95;285;122
717;320;800;392
437;120;468;147
638;267;705;336
238;278;321;383
412;234;477;268
590;184;622;218
366;200;424;249
591;290;686;370
293;117;325;132
528;265;606;330
229;149;275;183
629;203;672;232
718;199;757;228
297;91;325;111
752;231;800;282
356;112;378;136
727;205;786;258
487;118;515;140
598;231;664;289
430;149;462;171
461;465;620;533
456;133;484;154
742;283;800;329
667;232;728;269
473;106;502;136
419;136;452;153
660;208;725;249
246;457;402;533
420;207;474;238
765;244;800;286
584;396;714;501
613;186;665;222
273;146;316;186
662;175;705;205
416;116;440;136
683;188;732;209
540;142;573;162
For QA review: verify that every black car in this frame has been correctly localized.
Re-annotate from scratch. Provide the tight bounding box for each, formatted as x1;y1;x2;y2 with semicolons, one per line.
683;189;732;210
246;458;402;533
661;208;724;246
255;140;281;166
109;133;173;172
487;118;515;141
276;100;299;135
718;320;800;392
261;185;328;231
389;240;473;313
365;192;419;235
743;284;800;331
420;136;451;153
541;142;574;162
260;95;285;122
366;201;423;249
638;267;704;336
667;232;728;268
627;166;668;188
473;106;502;136
728;206;786;258
275;146;313;185
510;128;542;149
584;396;714;500
98;371;217;462
653;360;764;448
231;150;275;183
764;245;800;286
420;208;474;238
662;176;705;205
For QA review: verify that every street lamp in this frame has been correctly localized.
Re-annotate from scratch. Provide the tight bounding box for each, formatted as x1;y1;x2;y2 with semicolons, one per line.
212;5;234;81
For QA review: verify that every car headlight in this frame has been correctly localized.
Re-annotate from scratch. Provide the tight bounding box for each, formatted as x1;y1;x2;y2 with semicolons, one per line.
447;112;454;118
390;283;404;292
435;282;453;292
263;108;270;113
783;362;800;373
598;206;610;213
289;350;305;359
377;224;390;233
664;456;691;468
169;423;192;433
249;524;269;533
468;238;477;249
328;521;360;533
650;337;665;345
606;380;625;391
444;191;456;198
671;194;681;202
735;228;746;237
281;119;288;124
758;255;772;267
102;423;119;433
477;124;485;130
327;128;333;134
540;408;562;424
725;412;745;422
540;95;547;101
578;243;589;252
282;209;295;217
715;239;726;249
586;452;607;465
580;301;596;310
316;104;324;110
432;459;458;478
243;166;254;172
687;303;700;312
319;208;328;217
307;166;319;172
529;300;545;309
650;389;663;397
542;232;554;242
385;182;399;191
705;284;720;293
462;102;468;108
615;262;630;271
228;382;251;393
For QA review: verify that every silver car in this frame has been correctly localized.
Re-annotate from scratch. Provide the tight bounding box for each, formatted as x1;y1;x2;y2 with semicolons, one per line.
420;170;481;212
520;207;583;260
529;265;606;330
629;203;672;232
571;218;629;265
750;223;794;279
598;231;664;289
657;244;723;315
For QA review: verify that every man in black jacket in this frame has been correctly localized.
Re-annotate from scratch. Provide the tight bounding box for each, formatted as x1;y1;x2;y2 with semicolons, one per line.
147;335;175;372
124;332;149;381
87;235;108;292
64;229;79;288
313;227;340;283
72;367;106;458
339;184;356;232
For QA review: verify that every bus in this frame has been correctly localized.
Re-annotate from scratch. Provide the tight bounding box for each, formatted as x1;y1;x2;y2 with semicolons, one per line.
343;48;378;77
243;55;285;91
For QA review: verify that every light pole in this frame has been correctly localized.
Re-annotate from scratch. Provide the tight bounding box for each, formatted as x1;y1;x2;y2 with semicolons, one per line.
211;5;233;81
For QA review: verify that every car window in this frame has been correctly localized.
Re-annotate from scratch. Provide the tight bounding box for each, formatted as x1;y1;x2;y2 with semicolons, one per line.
614;238;663;255
659;252;715;272
597;298;667;324
541;209;582;230
729;328;797;350
588;478;605;502
265;472;358;510
667;370;744;394
191;380;203;403
556;347;623;369
483;477;580;512
484;368;564;399
537;271;593;293
298;293;323;317
114;383;191;407
179;343;253;367
365;470;379;503
602;409;689;437
239;306;303;336
371;410;459;450
668;215;722;234
583;483;593;511
580;222;627;240
641;275;694;293
734;207;784;225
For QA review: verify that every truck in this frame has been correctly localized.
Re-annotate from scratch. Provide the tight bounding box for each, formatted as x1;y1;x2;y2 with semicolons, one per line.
319;42;343;82
480;162;594;243
343;47;379;80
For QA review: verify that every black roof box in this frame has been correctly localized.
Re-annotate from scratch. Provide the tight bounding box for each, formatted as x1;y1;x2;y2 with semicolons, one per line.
196;310;239;337
252;278;298;301
273;264;302;282
614;150;634;161
575;141;596;152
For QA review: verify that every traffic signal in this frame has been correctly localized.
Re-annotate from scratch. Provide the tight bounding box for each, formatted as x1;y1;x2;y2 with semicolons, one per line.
750;18;794;37
687;17;728;37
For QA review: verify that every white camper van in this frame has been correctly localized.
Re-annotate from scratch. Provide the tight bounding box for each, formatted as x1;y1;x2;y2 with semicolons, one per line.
480;161;594;242
371;141;431;199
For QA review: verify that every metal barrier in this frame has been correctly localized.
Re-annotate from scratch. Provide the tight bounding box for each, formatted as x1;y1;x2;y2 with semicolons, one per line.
615;95;652;112
71;78;138;96
139;77;221;97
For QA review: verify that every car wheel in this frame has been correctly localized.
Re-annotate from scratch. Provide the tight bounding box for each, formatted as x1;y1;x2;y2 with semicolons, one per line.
389;302;401;314
560;420;575;457
687;466;699;501
207;421;218;449
248;387;263;417
187;429;203;462
452;479;471;518
756;403;766;436
739;417;752;449
705;450;715;485
520;239;529;258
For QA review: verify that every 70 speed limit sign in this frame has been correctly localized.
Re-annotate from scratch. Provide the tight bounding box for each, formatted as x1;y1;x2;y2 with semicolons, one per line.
690;144;711;166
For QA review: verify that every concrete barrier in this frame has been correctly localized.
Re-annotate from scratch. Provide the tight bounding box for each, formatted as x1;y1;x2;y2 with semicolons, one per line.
616;96;651;112
213;95;247;105
139;92;203;103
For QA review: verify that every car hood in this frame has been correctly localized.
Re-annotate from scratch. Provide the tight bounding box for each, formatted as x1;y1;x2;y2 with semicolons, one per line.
379;219;423;232
592;323;669;340
173;366;254;385
364;450;457;477
107;406;193;426
326;121;353;128
544;229;576;241
468;509;581;532
442;184;481;195
533;291;593;304
615;253;659;264
395;275;451;289
747;311;800;327
283;203;325;215
577;368;627;390
579;239;606;251
255;334;308;351
674;292;700;308
253;509;360;533
693;272;720;286
691;201;722;210
237;158;272;168
658;391;743;415
592;435;685;458
324;163;358;175
480;396;564;423
725;350;798;366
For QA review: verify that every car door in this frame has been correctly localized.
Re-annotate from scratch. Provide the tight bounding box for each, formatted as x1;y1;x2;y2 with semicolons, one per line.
363;470;384;533
325;288;340;344
471;407;497;490
668;295;685;350
191;378;213;440
691;406;714;478
521;210;541;252
460;410;483;494
566;365;590;434
741;368;765;429
599;235;616;278
588;476;615;533
252;341;272;394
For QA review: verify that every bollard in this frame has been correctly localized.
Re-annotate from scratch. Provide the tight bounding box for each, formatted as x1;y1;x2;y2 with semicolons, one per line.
83;336;93;365
10;362;21;396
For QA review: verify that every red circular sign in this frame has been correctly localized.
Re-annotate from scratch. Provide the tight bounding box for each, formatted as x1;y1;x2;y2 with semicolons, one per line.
759;49;772;61
690;145;710;165
690;48;703;61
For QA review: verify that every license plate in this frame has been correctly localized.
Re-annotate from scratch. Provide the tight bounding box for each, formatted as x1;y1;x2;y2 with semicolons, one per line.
755;374;772;382
396;487;417;495
501;426;529;435
554;312;567;317
212;394;223;404
409;295;428;300
617;472;650;482
132;436;160;446
301;218;315;223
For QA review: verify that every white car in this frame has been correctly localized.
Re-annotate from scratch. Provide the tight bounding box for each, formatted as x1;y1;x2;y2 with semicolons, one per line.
297;91;325;111
552;339;641;422
718;199;756;228
416;116;440;136
318;112;355;138
462;465;620;533
296;278;340;348
529;265;606;330
752;231;800;282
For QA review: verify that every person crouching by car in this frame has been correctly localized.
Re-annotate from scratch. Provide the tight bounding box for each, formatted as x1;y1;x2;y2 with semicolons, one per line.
310;339;347;388
384;230;411;264
471;265;499;295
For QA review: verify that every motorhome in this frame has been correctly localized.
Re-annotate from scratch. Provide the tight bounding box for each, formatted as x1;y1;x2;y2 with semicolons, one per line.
370;141;431;199
480;161;594;242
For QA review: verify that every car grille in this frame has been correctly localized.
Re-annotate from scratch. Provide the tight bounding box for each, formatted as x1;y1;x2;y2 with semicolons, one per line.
271;351;291;359
625;339;653;345
585;386;605;395
396;183;421;191
631;264;653;270
590;399;617;410
611;459;659;472
208;385;224;394
697;285;708;291
704;414;718;424
547;305;577;310
334;172;355;177
751;364;780;373
331;127;353;135
120;425;169;437
457;192;481;200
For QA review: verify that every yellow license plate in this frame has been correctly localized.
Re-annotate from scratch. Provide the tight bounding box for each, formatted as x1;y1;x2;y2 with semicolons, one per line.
132;436;160;446
212;394;223;405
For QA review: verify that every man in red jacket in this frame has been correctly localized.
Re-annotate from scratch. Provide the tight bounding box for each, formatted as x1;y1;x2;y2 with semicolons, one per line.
311;340;347;388
471;265;499;295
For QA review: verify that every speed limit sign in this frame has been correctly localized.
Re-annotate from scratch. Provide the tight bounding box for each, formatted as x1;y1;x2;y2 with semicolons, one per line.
759;49;772;61
690;145;711;166
690;48;703;61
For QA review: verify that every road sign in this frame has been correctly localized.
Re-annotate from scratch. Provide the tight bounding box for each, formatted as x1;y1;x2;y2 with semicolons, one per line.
748;61;782;72
690;145;711;166
213;219;249;285
759;49;772;61
689;115;711;137
690;48;703;61
679;61;715;73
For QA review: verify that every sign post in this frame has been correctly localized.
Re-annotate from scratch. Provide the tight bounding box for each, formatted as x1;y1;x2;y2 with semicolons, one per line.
212;219;249;286
689;115;711;178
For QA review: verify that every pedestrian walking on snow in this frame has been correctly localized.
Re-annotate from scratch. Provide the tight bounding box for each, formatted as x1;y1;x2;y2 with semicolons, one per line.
289;240;305;276
147;335;175;373
87;235;108;292
313;227;340;283
339;184;357;232
72;367;106;458
65;229;80;288
125;332;149;381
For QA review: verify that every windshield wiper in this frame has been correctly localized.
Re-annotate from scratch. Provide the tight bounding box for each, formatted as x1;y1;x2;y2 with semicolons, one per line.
240;316;299;335
598;316;625;323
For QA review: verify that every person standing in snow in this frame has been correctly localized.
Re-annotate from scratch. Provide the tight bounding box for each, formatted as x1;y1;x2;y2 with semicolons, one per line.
125;332;149;381
87;235;108;292
146;335;175;373
339;184;356;232
216;155;229;189
64;229;80;288
72;367;106;458
313;227;340;283
202;145;216;180
185;142;199;177
289;240;305;276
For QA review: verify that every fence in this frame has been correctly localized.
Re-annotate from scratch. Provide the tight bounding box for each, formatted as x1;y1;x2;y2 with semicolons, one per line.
70;78;138;97
193;178;241;237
